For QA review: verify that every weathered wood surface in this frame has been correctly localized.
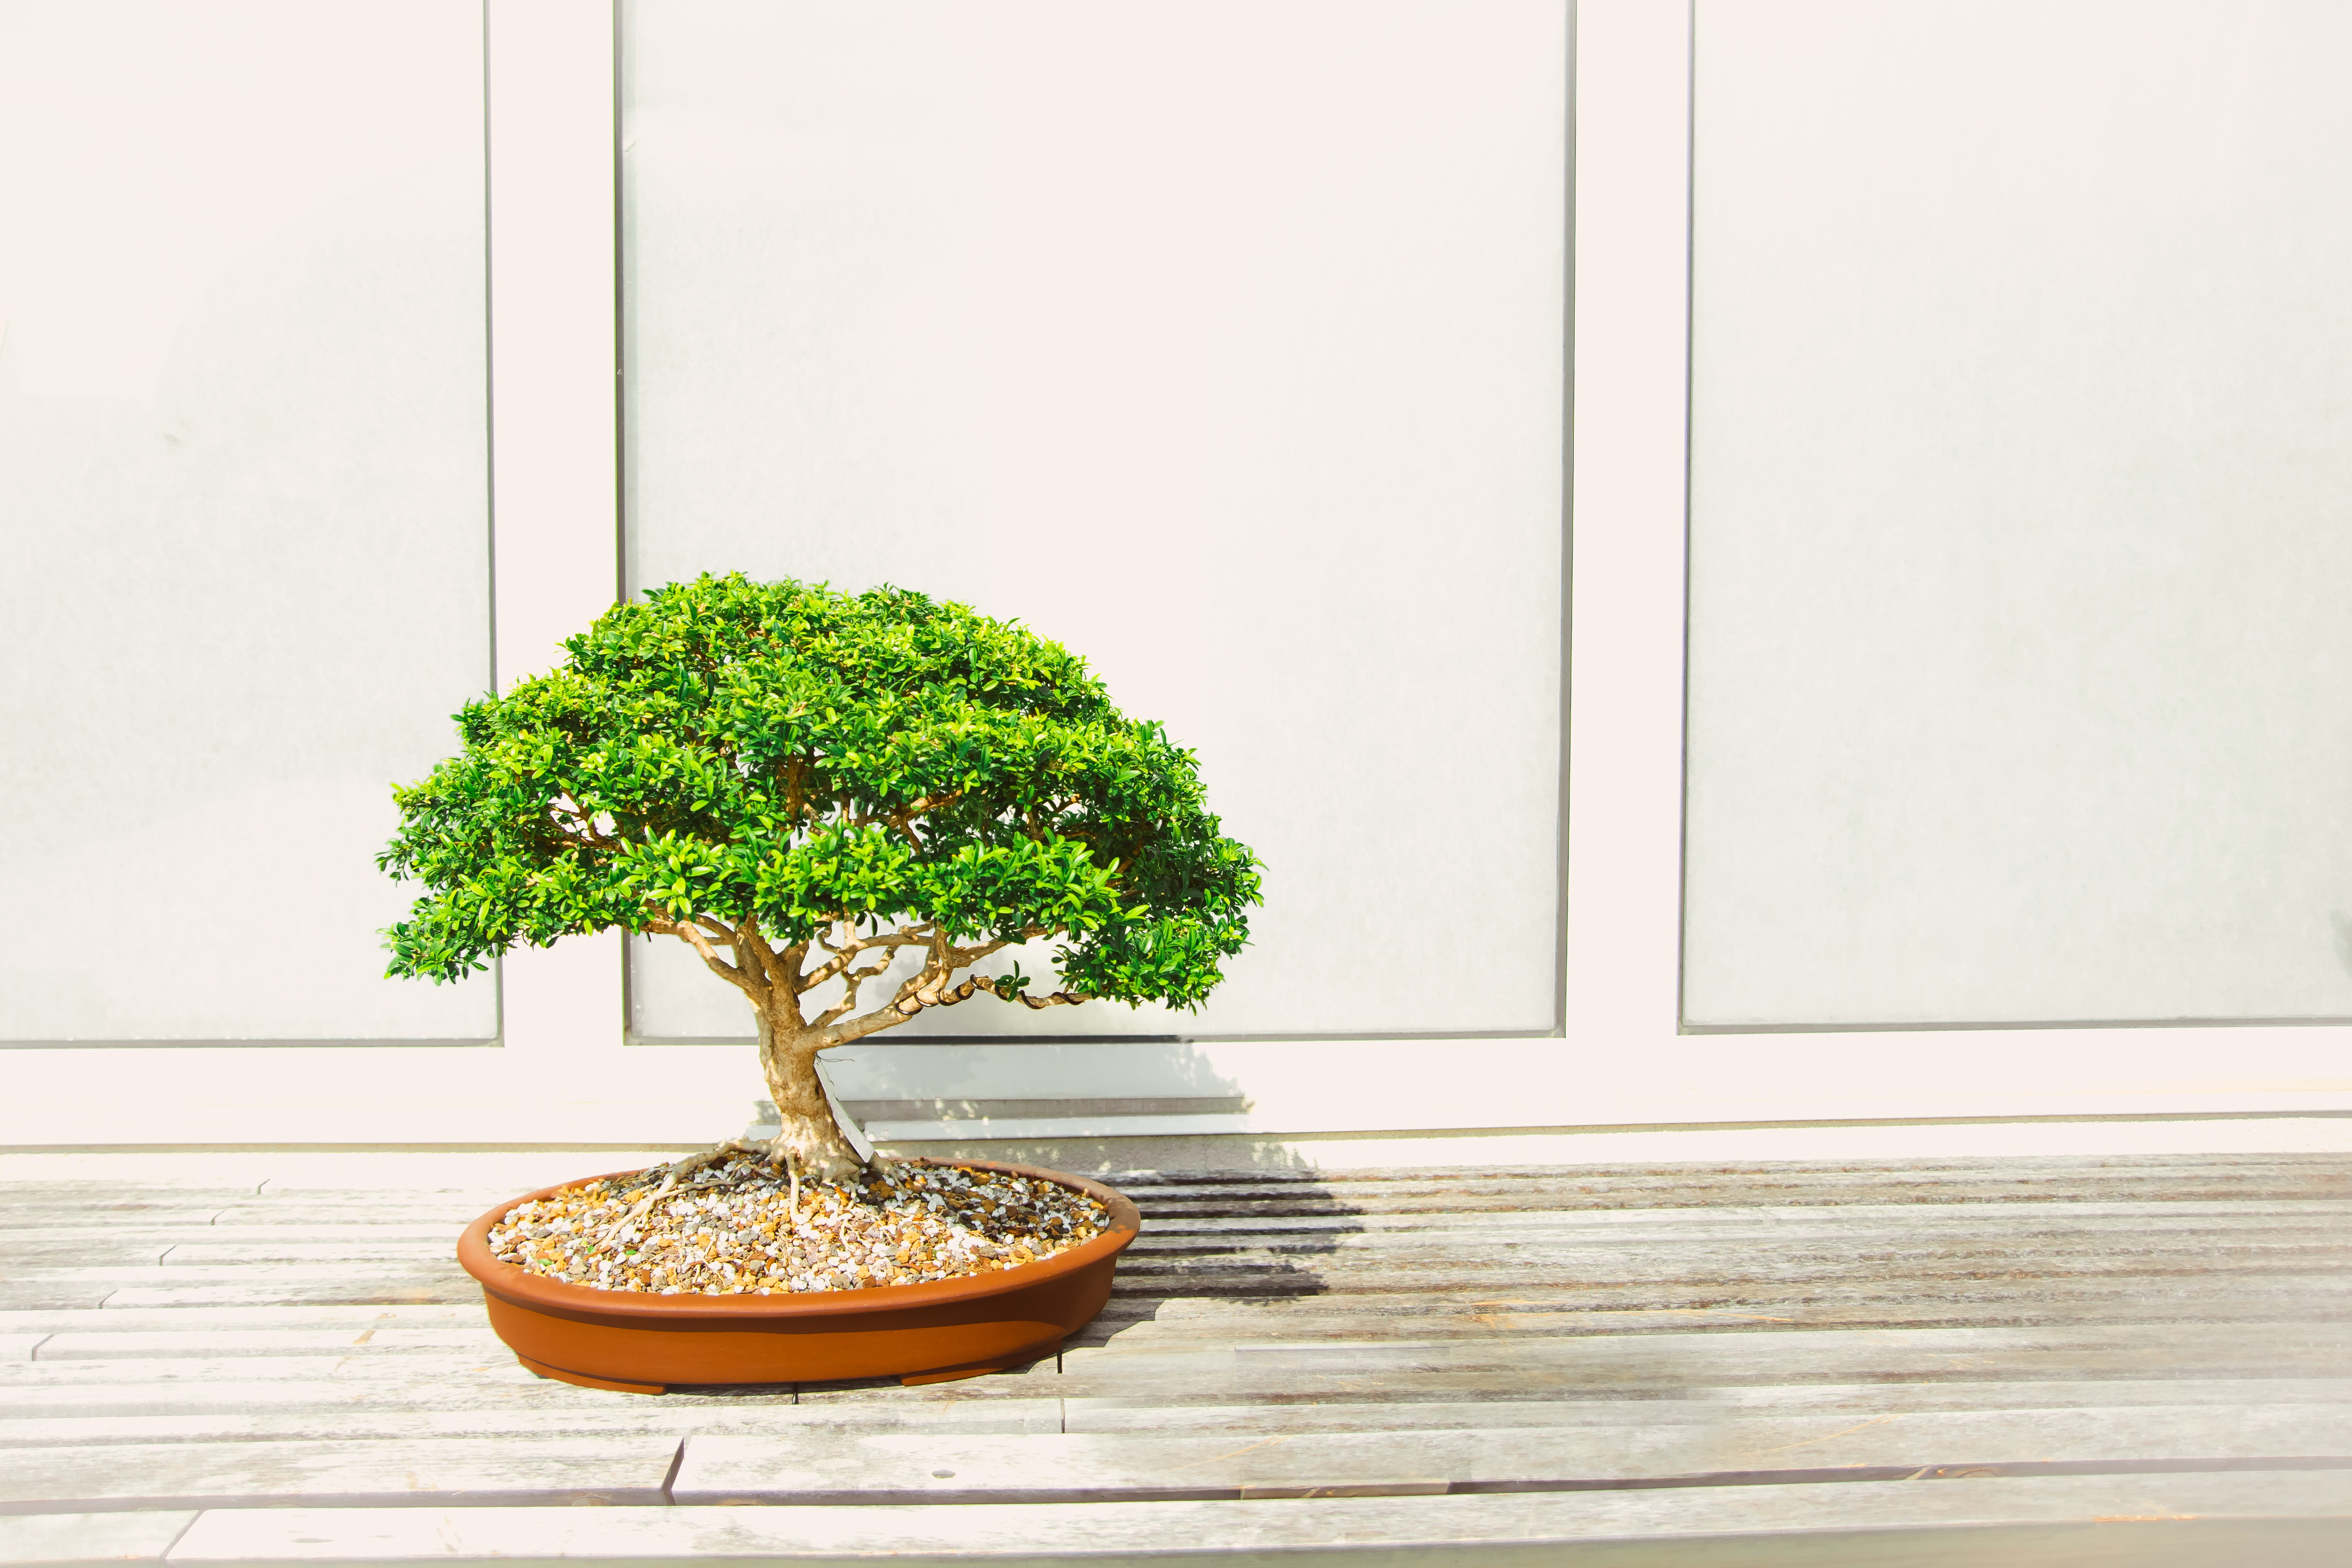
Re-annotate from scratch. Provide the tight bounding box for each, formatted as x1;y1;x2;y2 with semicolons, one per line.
100;1476;2352;1567
2;1152;2349;1563
674;1405;2352;1505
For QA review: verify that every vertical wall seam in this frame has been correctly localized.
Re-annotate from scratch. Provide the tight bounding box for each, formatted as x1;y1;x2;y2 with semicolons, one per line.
1556;0;1578;1040
481;0;507;1050
1673;0;1699;1034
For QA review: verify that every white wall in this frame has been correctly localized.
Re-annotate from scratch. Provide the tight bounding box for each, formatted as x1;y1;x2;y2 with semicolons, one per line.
1682;0;2352;1027
619;0;1569;1042
0;0;496;1043
6;0;2352;1151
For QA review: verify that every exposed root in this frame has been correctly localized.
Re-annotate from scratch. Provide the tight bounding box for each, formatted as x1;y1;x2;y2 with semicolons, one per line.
593;1138;771;1249
586;1120;885;1252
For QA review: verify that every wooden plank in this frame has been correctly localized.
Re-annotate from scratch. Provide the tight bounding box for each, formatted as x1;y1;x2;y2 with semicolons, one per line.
0;1511;194;1566
1094;1277;2352;1318
0;1373;1078;1428
1103;1279;2352;1321
674;1405;2352;1505
0;1306;484;1338
0;1398;1064;1450
0;1437;683;1511
1105;1153;2352;1176
1104;1259;2352;1297
199;1204;497;1228
1115;1246;2352;1281
0;1379;515;1420
1;1352;555;1393
1119;1207;2352;1244
0;1182;258;1203
153;1244;457;1266
1109;1251;2352;1283
1076;1320;2352;1375
32;1329;503;1361
1135;1198;2352;1232
1104;1255;2352;1301
1086;1291;2352;1336
1030;1323;2352;1403
794;1322;2352;1413
24;1360;2343;1443
24;1354;2338;1411
1119;1172;2352;1206
1121;1230;2352;1262
0;1241;176;1270
17;1381;2352;1456
0;1231;459;1261
1115;1258;2352;1287
163;1474;2352;1565
1113;1150;2352;1170
1077;1285;2352;1340
1063;1381;2352;1434
1117;1226;2352;1264
0;1287;112;1314
1126;1202;2352;1231
13;1266;464;1289
92;1280;476;1312
1120;1197;2352;1227
1077;1294;2352;1342
1186;1169;2352;1191
1116;1163;2352;1209
1112;1280;2352;1323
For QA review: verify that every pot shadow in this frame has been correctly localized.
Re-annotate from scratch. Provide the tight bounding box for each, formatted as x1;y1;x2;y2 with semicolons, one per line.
1066;1160;1360;1352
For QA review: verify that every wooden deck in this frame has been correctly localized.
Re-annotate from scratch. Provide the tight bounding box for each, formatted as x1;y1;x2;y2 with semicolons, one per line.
4;1149;2352;1564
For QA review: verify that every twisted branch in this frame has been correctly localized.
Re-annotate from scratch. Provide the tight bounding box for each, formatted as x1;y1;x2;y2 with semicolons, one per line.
813;950;903;1028
799;923;933;990
645;915;746;988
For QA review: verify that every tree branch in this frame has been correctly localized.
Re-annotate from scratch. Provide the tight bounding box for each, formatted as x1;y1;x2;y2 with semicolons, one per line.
811;952;900;1028
728;911;776;1004
942;935;1020;971
837;791;965;851
817;969;1090;1049
988;981;1092;1010
801;915;1083;1047
797;924;932;991
781;756;807;827
645;915;748;991
549;793;625;854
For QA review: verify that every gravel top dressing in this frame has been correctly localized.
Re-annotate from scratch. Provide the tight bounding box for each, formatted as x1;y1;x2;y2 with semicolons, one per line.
488;1155;1112;1295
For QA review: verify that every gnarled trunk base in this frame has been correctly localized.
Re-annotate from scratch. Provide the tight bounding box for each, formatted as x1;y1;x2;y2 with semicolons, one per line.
756;1010;868;1183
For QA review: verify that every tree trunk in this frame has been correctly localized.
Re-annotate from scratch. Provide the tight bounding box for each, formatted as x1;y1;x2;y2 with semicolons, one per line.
754;1005;868;1182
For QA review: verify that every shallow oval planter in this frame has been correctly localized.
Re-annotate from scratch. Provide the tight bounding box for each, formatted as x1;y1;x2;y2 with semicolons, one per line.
456;1156;1140;1393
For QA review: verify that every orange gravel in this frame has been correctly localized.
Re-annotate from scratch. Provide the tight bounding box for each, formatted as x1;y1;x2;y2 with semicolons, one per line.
488;1154;1111;1296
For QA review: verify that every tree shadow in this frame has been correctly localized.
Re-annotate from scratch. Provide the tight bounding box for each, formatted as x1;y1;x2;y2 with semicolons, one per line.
1063;1162;1365;1350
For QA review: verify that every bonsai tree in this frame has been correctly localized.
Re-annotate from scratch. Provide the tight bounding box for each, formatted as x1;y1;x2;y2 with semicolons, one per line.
381;572;1260;1181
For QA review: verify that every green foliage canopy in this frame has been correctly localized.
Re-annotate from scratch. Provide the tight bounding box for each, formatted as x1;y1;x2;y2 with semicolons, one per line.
380;573;1261;1015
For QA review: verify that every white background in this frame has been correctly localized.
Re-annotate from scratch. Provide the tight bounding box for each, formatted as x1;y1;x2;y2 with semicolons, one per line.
5;0;2350;1149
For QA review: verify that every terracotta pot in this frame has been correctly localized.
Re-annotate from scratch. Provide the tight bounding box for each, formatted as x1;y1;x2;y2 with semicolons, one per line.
456;1156;1140;1393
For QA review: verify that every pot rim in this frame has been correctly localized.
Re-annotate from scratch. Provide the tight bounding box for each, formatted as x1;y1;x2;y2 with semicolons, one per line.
455;1155;1140;1321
